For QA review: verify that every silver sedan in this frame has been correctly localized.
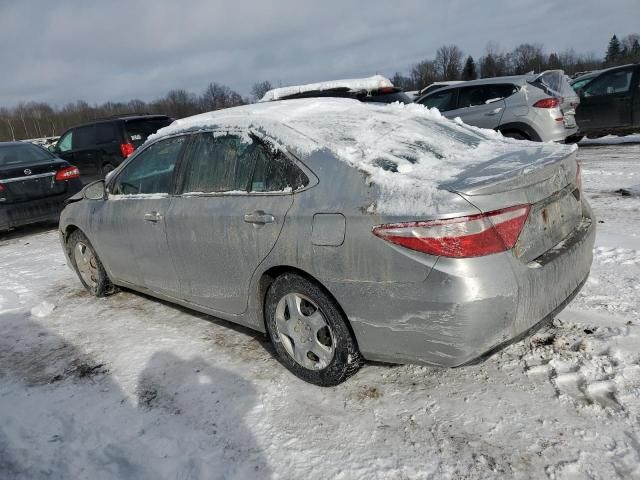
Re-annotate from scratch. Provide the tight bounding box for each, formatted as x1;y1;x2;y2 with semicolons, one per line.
59;98;595;386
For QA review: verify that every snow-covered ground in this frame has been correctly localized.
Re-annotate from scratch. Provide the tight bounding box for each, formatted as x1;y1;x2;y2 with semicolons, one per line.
1;143;639;479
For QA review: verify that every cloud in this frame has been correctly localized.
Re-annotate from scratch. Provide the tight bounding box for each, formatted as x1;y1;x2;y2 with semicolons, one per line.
0;0;638;107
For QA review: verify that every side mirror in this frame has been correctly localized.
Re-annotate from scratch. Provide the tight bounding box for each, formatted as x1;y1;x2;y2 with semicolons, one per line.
84;180;106;201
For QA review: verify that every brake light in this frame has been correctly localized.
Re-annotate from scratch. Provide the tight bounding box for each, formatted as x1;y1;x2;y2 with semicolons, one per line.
372;205;531;258
377;87;396;94
533;98;560;108
120;142;135;158
55;166;80;181
0;184;4;192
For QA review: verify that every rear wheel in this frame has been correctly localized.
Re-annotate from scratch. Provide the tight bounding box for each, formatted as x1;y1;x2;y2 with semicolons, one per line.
501;130;529;141
265;273;362;386
565;134;584;144
101;163;115;177
67;230;116;297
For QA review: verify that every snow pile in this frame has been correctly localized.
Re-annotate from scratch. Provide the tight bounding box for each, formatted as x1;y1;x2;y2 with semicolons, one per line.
260;75;394;102
151;98;575;214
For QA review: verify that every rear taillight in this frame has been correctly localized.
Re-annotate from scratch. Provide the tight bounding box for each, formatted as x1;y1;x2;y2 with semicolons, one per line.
0;184;4;192
533;98;560;108
120;142;135;158
55;166;80;181
372;205;531;258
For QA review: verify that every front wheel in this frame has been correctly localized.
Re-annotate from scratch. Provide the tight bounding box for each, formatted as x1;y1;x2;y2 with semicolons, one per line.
67;230;116;297
265;273;362;386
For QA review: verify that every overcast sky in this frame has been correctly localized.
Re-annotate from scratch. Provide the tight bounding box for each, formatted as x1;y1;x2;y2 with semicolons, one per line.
1;0;638;108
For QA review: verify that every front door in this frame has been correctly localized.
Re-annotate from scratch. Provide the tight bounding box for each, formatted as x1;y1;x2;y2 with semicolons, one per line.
577;67;635;132
166;132;306;315
91;135;187;296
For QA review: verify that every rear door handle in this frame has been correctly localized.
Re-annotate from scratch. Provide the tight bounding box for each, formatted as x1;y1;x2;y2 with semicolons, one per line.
244;210;275;225
485;107;503;116
144;211;162;223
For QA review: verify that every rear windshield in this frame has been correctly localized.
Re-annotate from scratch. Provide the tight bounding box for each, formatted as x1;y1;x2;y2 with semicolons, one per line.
530;71;576;98
0;143;54;167
275;89;412;104
125;118;173;147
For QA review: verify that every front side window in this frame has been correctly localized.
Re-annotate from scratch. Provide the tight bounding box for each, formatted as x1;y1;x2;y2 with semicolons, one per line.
111;136;185;195
57;131;73;152
419;90;456;112
584;69;633;96
181;133;308;194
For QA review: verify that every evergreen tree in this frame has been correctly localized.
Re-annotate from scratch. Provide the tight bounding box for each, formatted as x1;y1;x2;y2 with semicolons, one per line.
605;34;622;65
461;56;478;80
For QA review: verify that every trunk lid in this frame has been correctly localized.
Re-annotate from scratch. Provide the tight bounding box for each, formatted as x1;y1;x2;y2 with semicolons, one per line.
443;144;582;263
0;159;70;203
530;70;580;128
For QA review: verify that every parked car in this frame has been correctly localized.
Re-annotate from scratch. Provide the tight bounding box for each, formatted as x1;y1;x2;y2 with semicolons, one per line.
415;71;579;142
0;141;82;231
260;75;412;104
52;114;173;179
59;98;594;386
568;64;640;142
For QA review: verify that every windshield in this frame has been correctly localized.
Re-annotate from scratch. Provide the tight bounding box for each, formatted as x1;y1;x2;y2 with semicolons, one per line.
0;143;55;167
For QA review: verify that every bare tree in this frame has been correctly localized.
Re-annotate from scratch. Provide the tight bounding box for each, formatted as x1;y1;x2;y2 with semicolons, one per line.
434;45;464;80
512;43;545;74
250;81;273;102
410;60;439;90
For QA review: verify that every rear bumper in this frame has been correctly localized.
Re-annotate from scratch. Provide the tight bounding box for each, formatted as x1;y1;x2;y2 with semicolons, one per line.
333;199;596;367
0;181;82;231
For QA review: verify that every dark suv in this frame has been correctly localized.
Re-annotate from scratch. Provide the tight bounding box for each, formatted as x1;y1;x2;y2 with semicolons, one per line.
570;64;640;141
52;115;173;178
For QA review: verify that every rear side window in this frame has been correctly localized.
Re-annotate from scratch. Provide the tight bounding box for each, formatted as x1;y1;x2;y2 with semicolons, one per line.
96;122;119;144
111;136;185;195
583;69;633;96
72;126;95;149
125;118;172;147
181;133;308;194
457;84;516;108
419;89;457;112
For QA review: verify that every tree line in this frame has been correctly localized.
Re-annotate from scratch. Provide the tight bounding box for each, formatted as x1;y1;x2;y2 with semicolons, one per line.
1;34;638;142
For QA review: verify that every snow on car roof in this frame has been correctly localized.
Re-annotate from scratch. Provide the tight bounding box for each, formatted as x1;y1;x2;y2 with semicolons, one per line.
151;98;575;214
259;75;394;102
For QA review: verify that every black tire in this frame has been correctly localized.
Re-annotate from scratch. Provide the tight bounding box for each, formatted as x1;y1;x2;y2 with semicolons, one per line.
501;130;529;141
265;273;362;386
565;134;584;144
101;163;115;177
67;229;116;297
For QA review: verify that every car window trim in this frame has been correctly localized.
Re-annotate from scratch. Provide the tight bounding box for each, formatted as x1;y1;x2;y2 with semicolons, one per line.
173;128;317;198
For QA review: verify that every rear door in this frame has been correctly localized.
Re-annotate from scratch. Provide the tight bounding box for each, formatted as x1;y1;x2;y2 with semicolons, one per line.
576;67;634;131
70;125;99;177
444;84;513;129
632;66;640;127
91;135;187;294
165;131;304;314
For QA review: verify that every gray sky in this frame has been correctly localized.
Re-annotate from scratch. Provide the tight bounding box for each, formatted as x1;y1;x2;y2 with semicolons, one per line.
1;0;638;108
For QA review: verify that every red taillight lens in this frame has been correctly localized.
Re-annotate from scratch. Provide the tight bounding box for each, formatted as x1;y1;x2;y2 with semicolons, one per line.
533;98;560;108
120;142;135;158
0;184;4;192
372;205;531;258
55;166;80;181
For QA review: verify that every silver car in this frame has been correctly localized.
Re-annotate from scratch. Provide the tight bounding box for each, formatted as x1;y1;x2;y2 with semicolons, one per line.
415;71;580;142
59;98;595;386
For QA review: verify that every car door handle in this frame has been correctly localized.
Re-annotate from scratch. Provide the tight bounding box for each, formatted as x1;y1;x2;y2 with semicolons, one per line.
244;210;275;224
144;211;162;223
485;108;503;116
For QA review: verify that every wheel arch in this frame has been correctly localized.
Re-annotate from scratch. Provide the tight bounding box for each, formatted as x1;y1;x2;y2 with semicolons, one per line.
498;122;541;141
